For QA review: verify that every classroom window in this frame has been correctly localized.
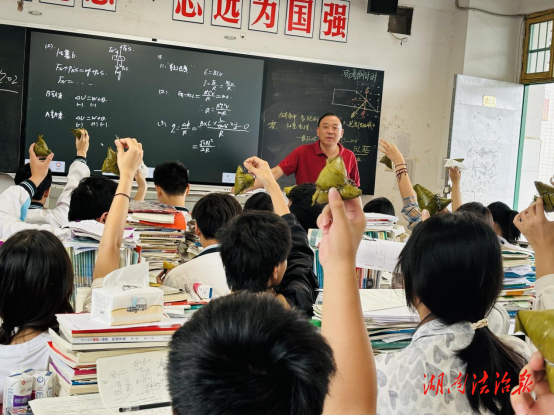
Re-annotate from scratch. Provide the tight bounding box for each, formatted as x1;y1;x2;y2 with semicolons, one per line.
521;11;554;84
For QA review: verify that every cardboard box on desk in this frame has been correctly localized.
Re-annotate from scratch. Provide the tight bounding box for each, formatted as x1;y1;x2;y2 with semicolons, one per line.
91;262;163;326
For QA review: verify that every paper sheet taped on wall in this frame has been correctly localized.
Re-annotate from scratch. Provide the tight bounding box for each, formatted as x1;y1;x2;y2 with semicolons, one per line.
356;239;405;272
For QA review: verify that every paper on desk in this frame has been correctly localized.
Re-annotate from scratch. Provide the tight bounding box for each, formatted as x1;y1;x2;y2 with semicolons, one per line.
29;394;171;415
97;350;171;413
356;239;405;272
359;289;407;314
504;265;534;276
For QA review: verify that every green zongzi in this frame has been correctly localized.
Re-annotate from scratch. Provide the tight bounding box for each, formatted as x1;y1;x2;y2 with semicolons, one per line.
101;147;120;176
312;156;362;205
284;186;296;197
534;181;554;212
380;155;393;170
70;128;82;139
234;166;254;195
413;184;451;216
34;135;52;157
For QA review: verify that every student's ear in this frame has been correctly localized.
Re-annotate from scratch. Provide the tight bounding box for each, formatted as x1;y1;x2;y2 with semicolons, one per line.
194;226;202;238
98;212;109;224
185;183;191;196
155;185;162;197
268;266;280;287
43;188;51;198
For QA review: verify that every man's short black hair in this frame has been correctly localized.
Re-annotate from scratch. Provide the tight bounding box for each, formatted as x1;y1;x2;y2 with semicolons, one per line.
168;292;336;415
243;192;274;212
192;193;242;240
68;176;117;221
287;183;324;232
317;112;344;127
218;211;291;293
153;161;189;196
363;197;395;216
14;163;52;200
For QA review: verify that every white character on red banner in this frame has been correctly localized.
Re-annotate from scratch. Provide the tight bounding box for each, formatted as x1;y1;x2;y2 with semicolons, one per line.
212;0;243;29
82;0;117;12
285;0;315;38
320;0;350;42
249;0;280;33
173;0;205;24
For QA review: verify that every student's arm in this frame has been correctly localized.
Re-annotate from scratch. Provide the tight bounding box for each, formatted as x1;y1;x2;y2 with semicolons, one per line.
449;167;462;211
133;169;147;201
93;138;144;280
244;157;289;215
319;189;376;414
511;351;554;415
246;165;284;192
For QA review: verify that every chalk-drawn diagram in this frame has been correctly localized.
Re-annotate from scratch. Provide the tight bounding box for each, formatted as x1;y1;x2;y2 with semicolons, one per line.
332;87;381;119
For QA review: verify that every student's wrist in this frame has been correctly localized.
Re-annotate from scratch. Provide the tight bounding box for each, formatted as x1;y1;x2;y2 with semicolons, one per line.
117;176;134;195
76;151;87;158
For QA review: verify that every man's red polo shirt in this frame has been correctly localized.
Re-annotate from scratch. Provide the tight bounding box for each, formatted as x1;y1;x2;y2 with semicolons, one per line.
278;140;360;186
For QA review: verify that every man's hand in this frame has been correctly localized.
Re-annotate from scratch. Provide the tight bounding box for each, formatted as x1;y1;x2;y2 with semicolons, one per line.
449;167;461;184
378;139;405;166
317;188;365;267
115;138;143;180
244;156;276;189
28;143;54;188
511;351;554;415
75;129;90;158
514;198;554;253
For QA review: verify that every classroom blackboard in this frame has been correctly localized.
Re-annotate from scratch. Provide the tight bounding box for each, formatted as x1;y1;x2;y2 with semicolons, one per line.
25;31;264;185
0;25;26;173
262;60;383;195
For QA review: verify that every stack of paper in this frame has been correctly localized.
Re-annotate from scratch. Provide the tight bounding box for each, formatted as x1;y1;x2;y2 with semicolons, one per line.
47;313;183;397
364;213;398;233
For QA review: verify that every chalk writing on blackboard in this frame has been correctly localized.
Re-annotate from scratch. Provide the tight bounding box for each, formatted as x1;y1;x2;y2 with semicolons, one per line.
109;45;133;81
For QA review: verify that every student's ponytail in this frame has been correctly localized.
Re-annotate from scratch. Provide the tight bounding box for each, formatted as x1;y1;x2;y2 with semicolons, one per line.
0;322;15;344
488;202;521;243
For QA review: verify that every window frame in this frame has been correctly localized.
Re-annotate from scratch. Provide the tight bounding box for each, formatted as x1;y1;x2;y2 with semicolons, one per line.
521;10;554;84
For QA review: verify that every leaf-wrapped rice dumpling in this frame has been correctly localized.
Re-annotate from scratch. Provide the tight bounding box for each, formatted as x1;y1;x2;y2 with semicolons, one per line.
413;184;451;216
34;135;52;157
284;186;296;197
534;181;554;212
312;156;362;205
70;128;83;139
234;165;254;196
454;158;464;163
101;147;120;176
379;155;393;170
515;309;554;393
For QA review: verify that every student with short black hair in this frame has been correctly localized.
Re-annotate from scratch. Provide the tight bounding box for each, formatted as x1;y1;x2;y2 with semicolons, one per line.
243;192;274;212
457;201;494;228
488;201;521;244
68;176;118;222
219;156;319;316
286;183;324;232
363;197;395;216
0;229;74;404
168;292;336;414
161;193;242;300
153;161;190;212
13;129;90;228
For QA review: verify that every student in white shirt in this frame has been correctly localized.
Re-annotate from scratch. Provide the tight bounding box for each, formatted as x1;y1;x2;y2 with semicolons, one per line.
0;228;74;405
153;161;191;214
13;129;90;228
161;193;242;300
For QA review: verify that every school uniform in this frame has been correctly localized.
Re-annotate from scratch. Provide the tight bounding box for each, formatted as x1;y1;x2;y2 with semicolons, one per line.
534;274;554;309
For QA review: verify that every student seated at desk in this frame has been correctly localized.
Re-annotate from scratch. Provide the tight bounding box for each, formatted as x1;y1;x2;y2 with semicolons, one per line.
456;202;494;228
243;191;273;212
217;156;319;317
488;201;521;244
160;193;242;300
286;183;324;232
14;129;90;228
0;229;74;405
153;161;191;214
363;197;395;216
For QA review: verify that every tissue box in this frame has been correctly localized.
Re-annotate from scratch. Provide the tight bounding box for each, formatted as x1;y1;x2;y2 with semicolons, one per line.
91;287;164;326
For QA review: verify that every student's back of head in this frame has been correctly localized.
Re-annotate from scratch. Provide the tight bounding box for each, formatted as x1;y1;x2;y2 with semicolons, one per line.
168;292;335;414
14;163;52;200
153;161;189;196
192;193;242;240
68;176;117;222
218;211;292;293
363;197;395;216
287;183;324;232
488;201;521;243
398;212;525;414
243;192;273;212
0;230;73;345
457;202;494;228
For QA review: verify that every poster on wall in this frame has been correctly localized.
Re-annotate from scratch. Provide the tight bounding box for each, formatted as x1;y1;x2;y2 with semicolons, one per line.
212;0;244;29
82;0;117;12
285;0;315;38
319;0;349;43
248;0;280;34
39;0;75;7
173;0;205;24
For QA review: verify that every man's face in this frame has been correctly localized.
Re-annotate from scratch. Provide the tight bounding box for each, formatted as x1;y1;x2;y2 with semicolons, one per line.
316;115;344;146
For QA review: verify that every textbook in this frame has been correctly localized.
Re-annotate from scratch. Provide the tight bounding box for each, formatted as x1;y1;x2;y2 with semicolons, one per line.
50;329;170;351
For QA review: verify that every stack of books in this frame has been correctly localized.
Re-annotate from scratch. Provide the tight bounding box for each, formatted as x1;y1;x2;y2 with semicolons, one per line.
163;299;208;319
498;242;536;316
47;313;182;397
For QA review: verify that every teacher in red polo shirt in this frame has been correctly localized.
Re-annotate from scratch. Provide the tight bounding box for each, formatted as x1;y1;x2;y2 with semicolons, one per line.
247;112;360;190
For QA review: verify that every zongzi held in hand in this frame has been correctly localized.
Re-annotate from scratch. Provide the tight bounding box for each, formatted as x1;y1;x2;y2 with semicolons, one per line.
413;184;451;216
284;186;296;197
234;166;254;195
70;128;82;139
101;147;120;176
312;156;362;205
380;155;393;170
534;181;554;212
34;135;52;157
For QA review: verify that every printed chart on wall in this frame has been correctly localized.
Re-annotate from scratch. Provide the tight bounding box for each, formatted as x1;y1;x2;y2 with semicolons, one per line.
25;31;264;184
262;59;384;195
